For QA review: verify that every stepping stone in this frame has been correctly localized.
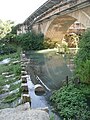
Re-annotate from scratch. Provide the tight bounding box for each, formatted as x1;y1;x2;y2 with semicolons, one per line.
21;76;27;83
22;94;31;104
2;72;10;75
22;67;26;71
21;71;27;75
12;61;20;65
5;74;15;78
21;83;28;93
21;63;26;67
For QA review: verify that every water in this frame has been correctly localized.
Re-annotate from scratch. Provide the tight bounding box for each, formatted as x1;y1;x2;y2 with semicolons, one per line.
26;50;74;120
26;50;73;90
27;75;60;120
0;58;10;65
27;75;47;108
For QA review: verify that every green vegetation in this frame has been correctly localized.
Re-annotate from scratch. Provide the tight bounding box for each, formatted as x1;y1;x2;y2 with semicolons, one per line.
43;38;56;49
50;83;90;120
75;30;90;84
3;92;21;103
0;20;14;39
50;114;55;120
0;43;16;55
13;31;56;51
15;31;44;50
64;33;79;48
0;49;21;108
50;30;90;119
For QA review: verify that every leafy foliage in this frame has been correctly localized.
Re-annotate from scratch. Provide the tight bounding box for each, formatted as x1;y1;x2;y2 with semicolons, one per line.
15;31;44;50
0;20;14;39
15;32;56;51
0;43;16;55
75;60;90;83
75;30;90;84
64;33;79;48
43;38;57;49
50;84;90;120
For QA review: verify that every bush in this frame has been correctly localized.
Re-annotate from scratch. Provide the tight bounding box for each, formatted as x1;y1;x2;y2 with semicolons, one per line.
0;44;16;55
75;60;90;83
50;84;90;120
15;31;44;50
43;38;56;49
75;30;90;84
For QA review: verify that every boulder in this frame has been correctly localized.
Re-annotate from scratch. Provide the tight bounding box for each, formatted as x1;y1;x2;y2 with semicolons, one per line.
0;103;50;120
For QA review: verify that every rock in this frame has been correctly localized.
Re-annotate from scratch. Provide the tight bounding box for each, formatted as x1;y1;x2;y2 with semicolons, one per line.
2;72;10;75
0;103;50;120
3;84;10;91
21;94;30;103
22;67;26;71
37;107;49;113
21;71;27;75
21;63;26;67
12;60;20;65
5;74;15;78
21;75;28;83
21;83;28;93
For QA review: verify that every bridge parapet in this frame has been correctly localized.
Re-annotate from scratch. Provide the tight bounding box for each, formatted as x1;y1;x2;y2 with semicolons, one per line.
36;0;89;23
17;0;90;37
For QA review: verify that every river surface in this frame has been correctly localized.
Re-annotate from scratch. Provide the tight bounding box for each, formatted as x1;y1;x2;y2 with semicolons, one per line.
26;49;74;120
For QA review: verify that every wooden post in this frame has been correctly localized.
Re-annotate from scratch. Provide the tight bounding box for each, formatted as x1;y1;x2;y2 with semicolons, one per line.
66;76;68;87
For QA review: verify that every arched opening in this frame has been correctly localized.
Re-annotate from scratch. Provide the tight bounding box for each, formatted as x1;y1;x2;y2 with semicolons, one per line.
45;15;76;43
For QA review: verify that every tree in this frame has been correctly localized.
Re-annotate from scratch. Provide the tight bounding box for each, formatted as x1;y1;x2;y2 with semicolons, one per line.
0;20;14;40
15;31;44;50
64;33;79;48
75;29;90;83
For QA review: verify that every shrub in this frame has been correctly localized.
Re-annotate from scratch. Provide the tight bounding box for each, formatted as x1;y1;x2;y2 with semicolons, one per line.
75;60;90;83
15;31;44;50
50;84;90;120
0;43;16;55
43;38;56;49
75;30;90;84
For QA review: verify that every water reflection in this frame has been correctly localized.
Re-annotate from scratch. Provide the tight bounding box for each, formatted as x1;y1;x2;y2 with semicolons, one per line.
27;76;47;108
26;50;74;120
27;51;73;90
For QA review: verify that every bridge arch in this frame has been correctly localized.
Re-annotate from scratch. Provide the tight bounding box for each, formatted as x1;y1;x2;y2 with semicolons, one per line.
31;4;90;43
44;15;77;42
44;6;90;42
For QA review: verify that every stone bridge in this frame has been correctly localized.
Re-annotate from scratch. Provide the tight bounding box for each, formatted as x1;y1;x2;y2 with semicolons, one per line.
17;0;90;42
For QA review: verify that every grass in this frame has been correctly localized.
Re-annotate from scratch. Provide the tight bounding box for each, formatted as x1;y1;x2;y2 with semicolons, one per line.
0;75;7;86
0;47;22;108
9;82;21;91
5;76;21;84
3;92;21;103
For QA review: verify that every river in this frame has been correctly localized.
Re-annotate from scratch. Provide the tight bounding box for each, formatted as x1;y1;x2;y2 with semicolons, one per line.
26;49;74;120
